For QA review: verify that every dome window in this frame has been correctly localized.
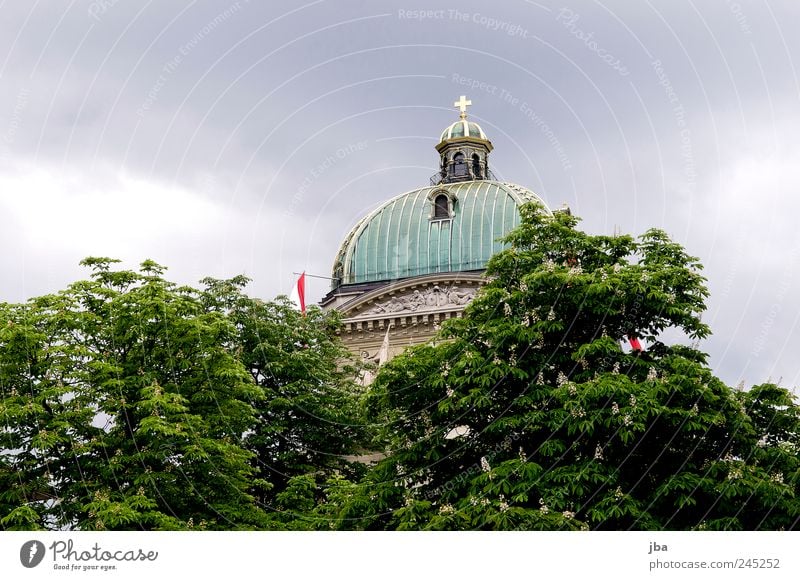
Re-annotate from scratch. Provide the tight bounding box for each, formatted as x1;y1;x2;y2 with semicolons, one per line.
472;154;482;179
452;152;467;178
433;194;450;219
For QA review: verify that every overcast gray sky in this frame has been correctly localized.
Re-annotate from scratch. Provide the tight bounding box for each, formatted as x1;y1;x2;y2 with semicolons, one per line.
1;0;798;389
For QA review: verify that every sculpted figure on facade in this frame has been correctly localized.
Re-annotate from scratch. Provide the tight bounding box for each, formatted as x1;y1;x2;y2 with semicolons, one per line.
364;284;476;315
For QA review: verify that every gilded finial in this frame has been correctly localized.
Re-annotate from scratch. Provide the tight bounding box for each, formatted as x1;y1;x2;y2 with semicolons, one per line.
454;95;472;119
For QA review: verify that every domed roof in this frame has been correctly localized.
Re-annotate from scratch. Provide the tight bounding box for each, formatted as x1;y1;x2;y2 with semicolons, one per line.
331;180;550;288
439;119;487;142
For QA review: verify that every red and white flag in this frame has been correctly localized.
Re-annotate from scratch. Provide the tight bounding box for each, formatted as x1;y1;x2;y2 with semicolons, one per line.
290;272;306;314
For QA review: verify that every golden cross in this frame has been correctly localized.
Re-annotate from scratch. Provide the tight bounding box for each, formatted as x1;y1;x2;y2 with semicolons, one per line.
454;95;472;119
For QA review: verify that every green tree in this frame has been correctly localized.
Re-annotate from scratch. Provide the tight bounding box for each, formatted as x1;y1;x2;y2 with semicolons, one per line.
1;259;269;530
0;294;96;530
328;203;800;530
200;277;367;527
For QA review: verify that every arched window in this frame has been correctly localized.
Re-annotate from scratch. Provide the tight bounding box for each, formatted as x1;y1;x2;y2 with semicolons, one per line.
472;153;482;179
452;152;467;177
433;194;450;219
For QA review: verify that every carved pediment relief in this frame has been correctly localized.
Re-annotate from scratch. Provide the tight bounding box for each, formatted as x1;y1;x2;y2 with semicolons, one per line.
335;272;485;321
362;284;476;316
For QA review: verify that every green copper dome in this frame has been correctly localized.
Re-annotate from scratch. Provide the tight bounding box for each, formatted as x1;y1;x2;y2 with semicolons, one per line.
331;180;550;288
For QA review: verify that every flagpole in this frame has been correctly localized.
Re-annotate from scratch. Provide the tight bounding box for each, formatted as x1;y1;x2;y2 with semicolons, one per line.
292;272;339;281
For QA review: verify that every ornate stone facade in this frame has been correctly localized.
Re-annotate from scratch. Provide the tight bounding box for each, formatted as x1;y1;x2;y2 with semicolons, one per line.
363;283;476;315
322;272;484;364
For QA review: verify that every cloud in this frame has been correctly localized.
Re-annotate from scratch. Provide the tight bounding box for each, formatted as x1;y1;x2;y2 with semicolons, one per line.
2;162;219;250
0;161;238;300
694;124;800;387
